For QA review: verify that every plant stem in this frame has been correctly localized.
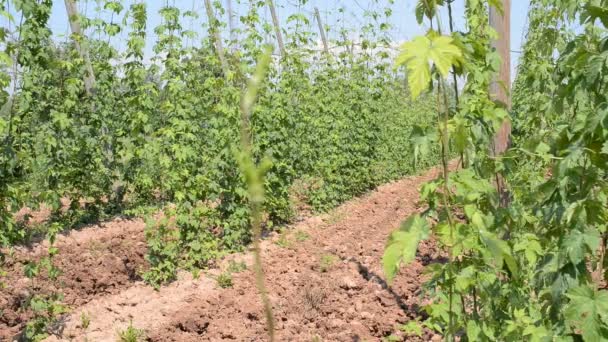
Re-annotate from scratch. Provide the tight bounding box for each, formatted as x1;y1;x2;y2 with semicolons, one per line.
472;286;479;319
446;0;460;106
436;75;455;341
596;233;607;289
238;47;275;342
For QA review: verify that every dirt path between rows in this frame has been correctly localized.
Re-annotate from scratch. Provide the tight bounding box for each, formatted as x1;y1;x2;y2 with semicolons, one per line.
33;166;444;342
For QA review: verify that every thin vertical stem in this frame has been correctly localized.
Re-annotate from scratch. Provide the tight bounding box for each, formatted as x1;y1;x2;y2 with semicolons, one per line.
239;47;275;342
446;0;460;105
436;75;455;341
65;0;113;163
3;11;23;146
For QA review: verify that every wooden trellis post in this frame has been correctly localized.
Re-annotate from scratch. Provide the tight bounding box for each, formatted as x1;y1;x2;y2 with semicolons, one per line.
64;0;96;96
489;0;511;154
314;7;329;54
489;0;511;204
204;0;230;77
266;0;285;56
226;0;236;45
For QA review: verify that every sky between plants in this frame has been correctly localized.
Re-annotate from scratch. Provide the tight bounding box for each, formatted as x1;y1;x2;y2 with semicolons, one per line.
34;0;530;79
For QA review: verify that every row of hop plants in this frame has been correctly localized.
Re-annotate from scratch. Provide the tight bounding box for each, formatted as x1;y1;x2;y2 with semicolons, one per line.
384;0;608;340
0;0;440;295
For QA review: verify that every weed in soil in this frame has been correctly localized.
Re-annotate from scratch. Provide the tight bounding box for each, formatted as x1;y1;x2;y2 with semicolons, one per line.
117;321;146;342
294;230;310;242
227;260;247;273
318;254;337;273
275;229;293;249
80;312;91;330
216;273;233;289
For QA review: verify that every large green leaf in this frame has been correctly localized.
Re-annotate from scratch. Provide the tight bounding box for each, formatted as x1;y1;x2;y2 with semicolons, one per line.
564;286;608;342
410;125;438;165
480;231;519;277
561;228;601;266
414;0;444;24
382;215;430;284
396;34;462;99
584;4;608;28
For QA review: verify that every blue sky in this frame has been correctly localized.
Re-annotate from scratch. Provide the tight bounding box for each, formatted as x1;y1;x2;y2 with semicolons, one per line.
37;1;529;76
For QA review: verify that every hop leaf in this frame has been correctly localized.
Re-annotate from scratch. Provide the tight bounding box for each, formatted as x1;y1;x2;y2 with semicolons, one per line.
383;215;429;284
396;34;463;99
410;125;437;165
561;228;600;265
564;285;608;342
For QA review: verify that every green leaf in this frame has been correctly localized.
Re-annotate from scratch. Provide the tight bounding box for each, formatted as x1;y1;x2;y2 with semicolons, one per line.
466;320;481;340
415;0;444;24
564;286;608;342
585;5;608;28
382;215;429;283
455;265;476;292
481;231;518;277
396;34;462;99
410;125;437;164
514;234;542;265
562;228;601;265
602;140;608;155
523;325;550;342
401;320;423;337
24;262;38;279
585;52;608;85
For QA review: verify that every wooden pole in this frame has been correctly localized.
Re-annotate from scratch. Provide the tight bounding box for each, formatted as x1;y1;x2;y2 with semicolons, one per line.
65;0;115;165
64;0;96;96
489;0;511;205
489;0;511;154
204;0;230;77
341;31;352;55
314;7;329;54
266;0;285;56
226;0;236;45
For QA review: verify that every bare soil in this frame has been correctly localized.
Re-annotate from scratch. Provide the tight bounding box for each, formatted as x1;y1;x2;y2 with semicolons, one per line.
1;166;444;342
1;219;147;340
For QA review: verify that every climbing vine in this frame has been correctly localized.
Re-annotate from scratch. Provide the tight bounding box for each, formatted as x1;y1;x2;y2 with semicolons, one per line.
385;0;608;340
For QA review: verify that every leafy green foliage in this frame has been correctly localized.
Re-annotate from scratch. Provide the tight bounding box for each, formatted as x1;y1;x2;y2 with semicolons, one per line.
386;0;608;340
400;320;423;337
22;294;66;342
382;215;429;283
80;311;91;331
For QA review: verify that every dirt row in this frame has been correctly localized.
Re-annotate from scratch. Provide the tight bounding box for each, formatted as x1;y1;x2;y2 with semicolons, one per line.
1;166;444;341
1;219;148;340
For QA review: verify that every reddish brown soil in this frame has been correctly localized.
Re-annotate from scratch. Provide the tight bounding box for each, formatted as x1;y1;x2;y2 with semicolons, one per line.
0;218;147;340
